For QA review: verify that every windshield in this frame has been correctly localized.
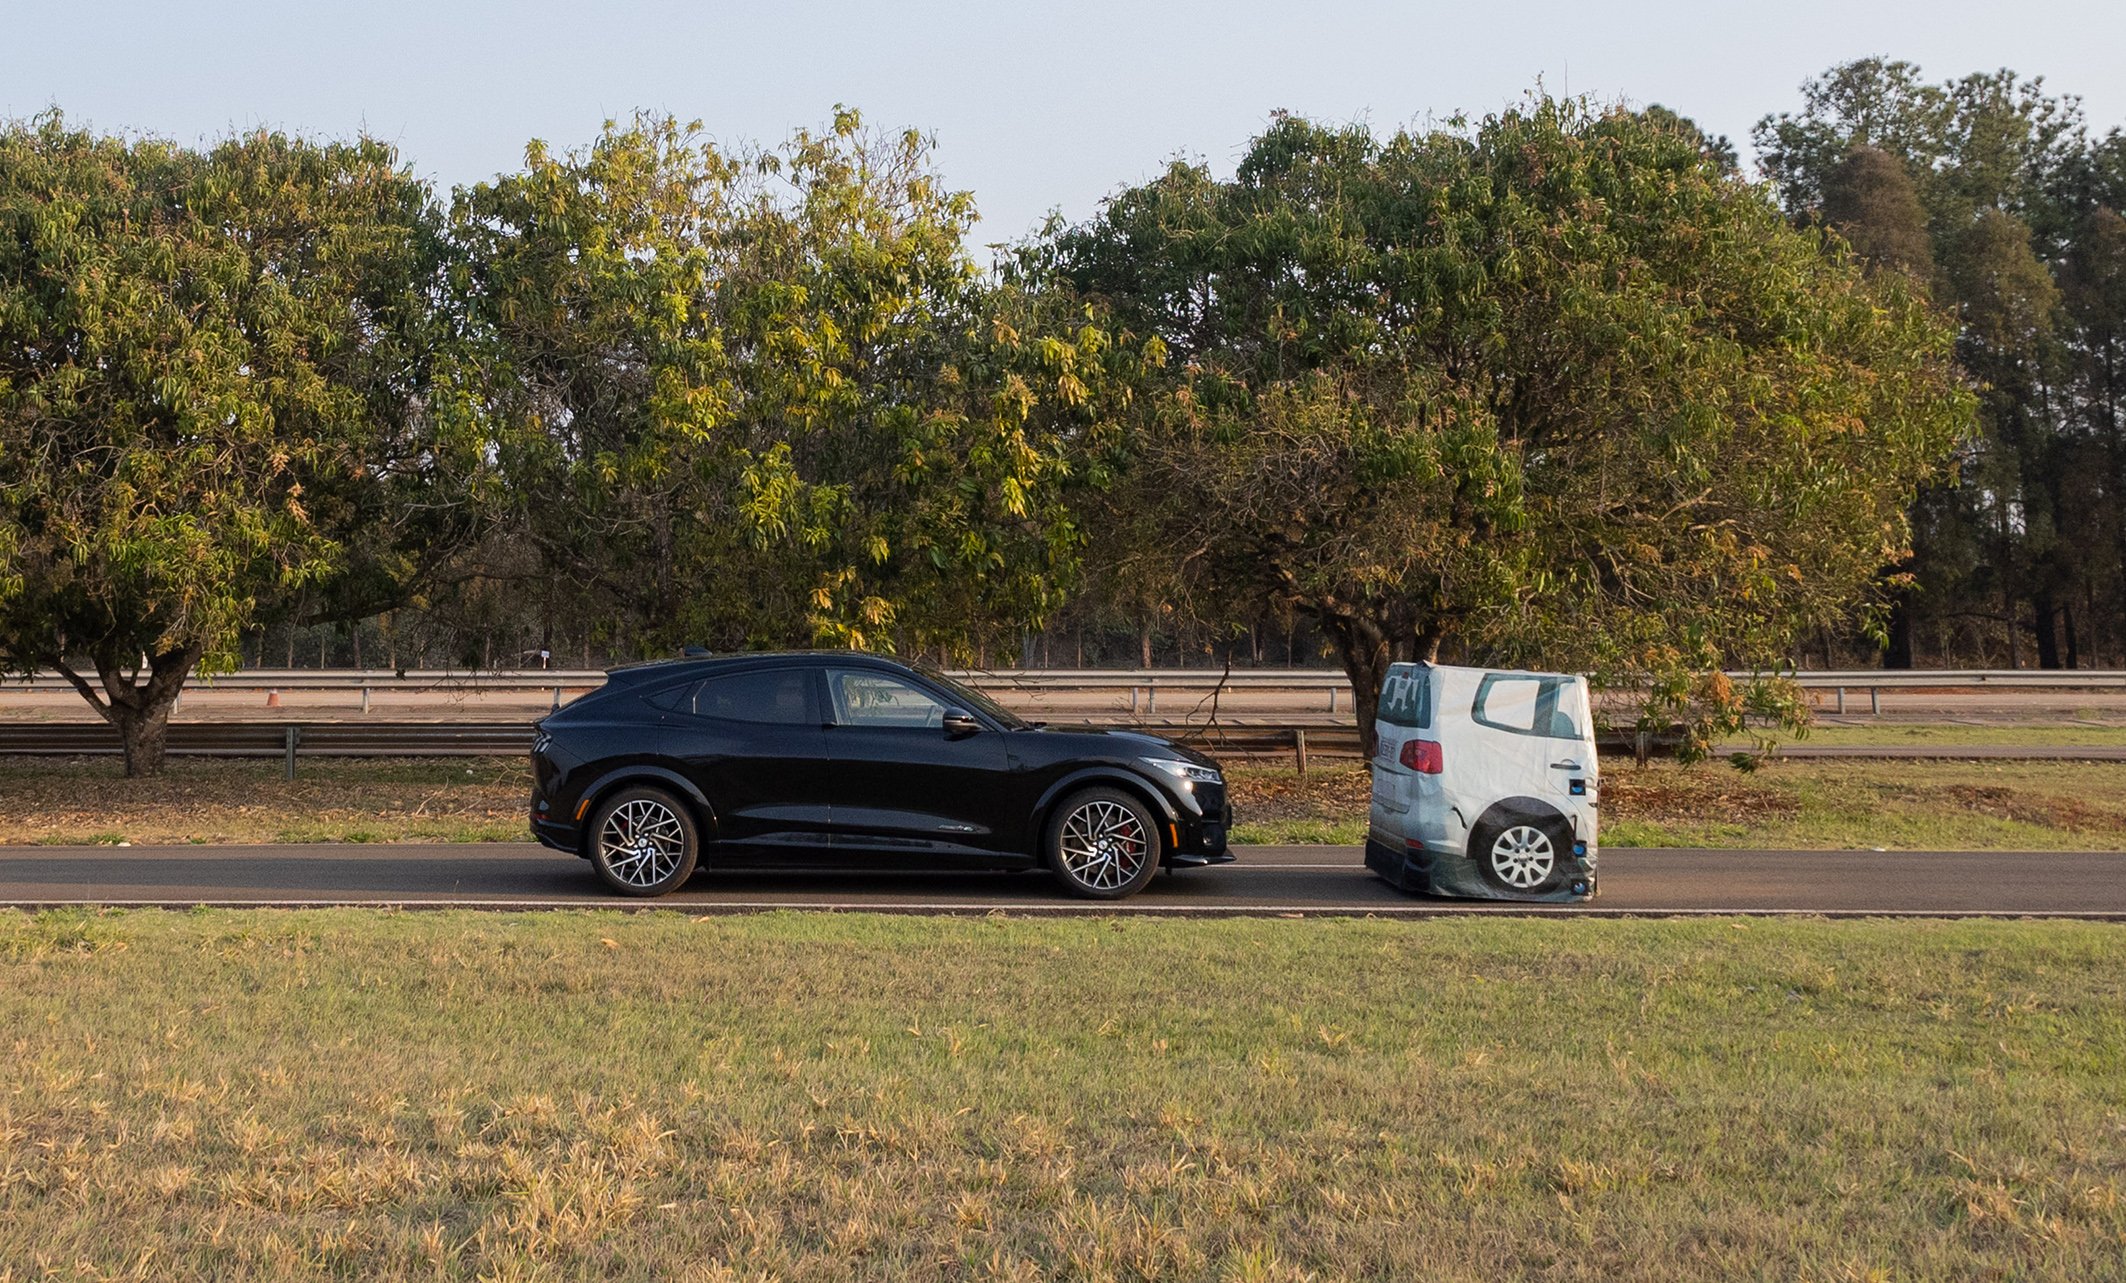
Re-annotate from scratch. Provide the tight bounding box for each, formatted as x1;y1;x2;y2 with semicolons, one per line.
915;665;1030;729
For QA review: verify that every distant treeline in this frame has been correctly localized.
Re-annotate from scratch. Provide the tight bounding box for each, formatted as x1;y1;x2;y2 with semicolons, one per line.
1;58;2116;774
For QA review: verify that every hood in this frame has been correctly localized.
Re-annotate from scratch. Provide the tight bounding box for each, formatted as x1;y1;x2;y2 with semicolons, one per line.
1030;725;1222;768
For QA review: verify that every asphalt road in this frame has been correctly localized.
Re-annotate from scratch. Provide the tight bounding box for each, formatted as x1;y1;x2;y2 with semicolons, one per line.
3;843;2123;917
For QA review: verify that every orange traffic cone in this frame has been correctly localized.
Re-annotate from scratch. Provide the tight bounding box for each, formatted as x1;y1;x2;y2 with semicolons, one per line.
266;689;281;708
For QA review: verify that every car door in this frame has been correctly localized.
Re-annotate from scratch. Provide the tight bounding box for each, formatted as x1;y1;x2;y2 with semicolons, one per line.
660;665;834;849
1461;671;1593;832
819;666;1017;857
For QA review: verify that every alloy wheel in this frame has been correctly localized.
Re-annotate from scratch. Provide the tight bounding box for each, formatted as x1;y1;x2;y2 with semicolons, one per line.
598;798;688;889
1057;799;1150;892
1488;824;1556;890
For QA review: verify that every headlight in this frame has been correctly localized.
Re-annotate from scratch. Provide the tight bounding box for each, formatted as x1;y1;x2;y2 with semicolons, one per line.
1143;758;1222;787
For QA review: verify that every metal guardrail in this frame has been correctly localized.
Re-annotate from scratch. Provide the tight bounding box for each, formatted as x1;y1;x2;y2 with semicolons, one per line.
0;718;1689;775
8;666;2124;694
0;722;538;779
12;719;2112;771
7;666;2126;721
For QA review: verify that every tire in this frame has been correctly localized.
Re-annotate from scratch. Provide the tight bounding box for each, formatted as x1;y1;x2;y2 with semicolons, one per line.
587;786;700;897
1046;787;1162;900
1470;810;1570;896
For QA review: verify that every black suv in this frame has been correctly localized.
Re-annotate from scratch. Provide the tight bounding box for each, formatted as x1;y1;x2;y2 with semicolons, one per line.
530;652;1234;899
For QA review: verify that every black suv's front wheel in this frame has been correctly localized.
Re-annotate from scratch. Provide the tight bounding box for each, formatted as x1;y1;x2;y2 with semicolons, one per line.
588;786;700;897
1046;787;1161;899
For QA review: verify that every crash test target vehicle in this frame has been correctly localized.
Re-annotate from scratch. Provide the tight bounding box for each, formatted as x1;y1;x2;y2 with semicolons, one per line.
529;651;1234;900
1364;662;1598;902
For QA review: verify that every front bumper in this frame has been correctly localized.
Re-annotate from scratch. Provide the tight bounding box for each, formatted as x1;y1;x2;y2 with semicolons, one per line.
1165;803;1235;867
532;814;585;855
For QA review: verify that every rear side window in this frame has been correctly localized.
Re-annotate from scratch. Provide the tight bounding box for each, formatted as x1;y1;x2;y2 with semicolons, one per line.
1473;674;1582;740
643;681;699;712
692;668;817;725
1376;664;1431;729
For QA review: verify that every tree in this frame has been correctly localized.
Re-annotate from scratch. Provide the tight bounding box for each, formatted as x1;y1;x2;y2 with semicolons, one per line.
1945;209;2066;667
1822;145;1935;278
1049;101;1972;756
457;111;1146;660
0;114;490;774
1818;145;1940;666
1756;60;2126;667
2063;206;2126;639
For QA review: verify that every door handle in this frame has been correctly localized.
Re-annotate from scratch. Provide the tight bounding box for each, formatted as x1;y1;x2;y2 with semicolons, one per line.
1550;760;1582;771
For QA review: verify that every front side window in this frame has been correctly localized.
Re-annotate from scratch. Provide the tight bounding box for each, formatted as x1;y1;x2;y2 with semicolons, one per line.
912;664;1028;729
693;668;817;725
1472;674;1581;740
829;670;946;729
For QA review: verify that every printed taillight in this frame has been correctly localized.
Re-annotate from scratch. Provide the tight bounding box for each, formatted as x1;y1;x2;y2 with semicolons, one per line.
1399;739;1443;774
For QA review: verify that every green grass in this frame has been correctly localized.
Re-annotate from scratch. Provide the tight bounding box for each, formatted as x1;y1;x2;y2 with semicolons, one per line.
1601;759;2126;850
1233;816;1365;845
1769;721;2126;748
1;909;2121;1279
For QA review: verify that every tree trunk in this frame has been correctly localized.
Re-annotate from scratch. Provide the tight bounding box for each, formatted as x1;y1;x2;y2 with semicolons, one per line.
1883;594;1914;669
2034;590;2062;670
49;644;203;779
112;701;176;778
2004;588;2022;669
1313;608;1438;760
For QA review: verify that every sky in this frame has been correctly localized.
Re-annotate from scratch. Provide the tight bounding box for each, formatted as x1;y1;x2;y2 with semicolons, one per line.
4;0;2121;250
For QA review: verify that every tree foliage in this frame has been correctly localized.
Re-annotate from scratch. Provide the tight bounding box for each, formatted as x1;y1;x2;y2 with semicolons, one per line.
0;114;491;773
1048;101;1973;754
457;111;1151;659
1756;60;2126;669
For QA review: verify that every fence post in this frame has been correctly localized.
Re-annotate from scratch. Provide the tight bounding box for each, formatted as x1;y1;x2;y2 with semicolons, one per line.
1835;687;1846;715
1634;730;1650;767
283;725;300;781
1869;687;1880;716
1327;687;1337;714
360;686;370;714
1293;728;1308;776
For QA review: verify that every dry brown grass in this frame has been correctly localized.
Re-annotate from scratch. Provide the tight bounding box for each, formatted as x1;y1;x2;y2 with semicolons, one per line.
4;755;2124;851
0;757;527;844
0;910;2122;1279
1603;759;2126;849
1224;760;2126;850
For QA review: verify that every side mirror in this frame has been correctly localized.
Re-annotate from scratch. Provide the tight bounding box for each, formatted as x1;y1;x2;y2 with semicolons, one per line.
941;708;982;739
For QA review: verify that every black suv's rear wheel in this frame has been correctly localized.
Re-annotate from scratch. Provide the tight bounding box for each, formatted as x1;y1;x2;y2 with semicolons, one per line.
1047;787;1161;899
589;786;699;897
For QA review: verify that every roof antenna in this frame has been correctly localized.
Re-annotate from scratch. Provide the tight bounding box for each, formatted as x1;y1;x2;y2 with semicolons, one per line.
682;645;713;658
